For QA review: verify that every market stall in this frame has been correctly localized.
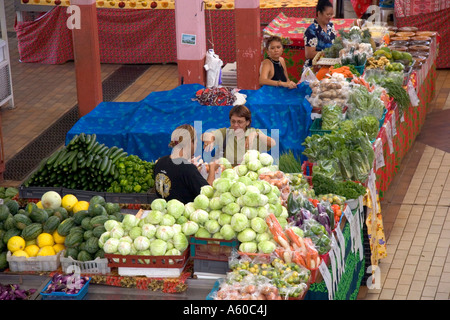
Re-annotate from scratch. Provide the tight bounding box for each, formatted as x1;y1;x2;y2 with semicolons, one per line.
262;13;355;82
394;0;450;69
0;19;440;301
14;0;317;65
65;83;313;165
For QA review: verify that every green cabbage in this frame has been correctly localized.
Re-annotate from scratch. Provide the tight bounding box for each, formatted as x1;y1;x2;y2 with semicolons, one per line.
259;152;274;166
118;241;132;255
213;178;232;193
230;213;249;232
245;171;259;181
122;214;138;230
133;236;151;251
155;226;174;241
190;209;209;224
200;185;214;198
208;210;222;221
237;176;253;186
241;206;258;219
144;210;163;225
141;224;156;238
194;194;210;210
181;221;199;236
195;227;211;238
104;220;120;232
150;239;167;256
204;219;221;234
237;228;257;242
222;202;240;215
219;192;235;206
151;198;167;212
103;238;120;254
220;224;236;240
218;213;232;226
234;164;248;177
250;217;268;233
183;202;196;218
110;226;125;239
98;231;111;249
230;181;247;198
172;233;188;252
256;232;272;243
129;226;142;240
239;241;257;253
247;159;262;172
209;197;223;210
243;150;260;164
221;168;238;180
160;214;176;226
167;199;185;219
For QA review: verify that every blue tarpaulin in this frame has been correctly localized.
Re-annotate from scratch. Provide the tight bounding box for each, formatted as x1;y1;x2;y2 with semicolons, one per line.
66;83;313;164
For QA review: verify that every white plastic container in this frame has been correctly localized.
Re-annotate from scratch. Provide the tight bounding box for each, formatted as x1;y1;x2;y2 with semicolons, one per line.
6;250;63;272
61;256;111;275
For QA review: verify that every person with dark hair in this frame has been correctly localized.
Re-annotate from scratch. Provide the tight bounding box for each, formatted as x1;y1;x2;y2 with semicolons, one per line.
259;36;297;89
154;124;218;203
202;105;276;166
303;0;337;69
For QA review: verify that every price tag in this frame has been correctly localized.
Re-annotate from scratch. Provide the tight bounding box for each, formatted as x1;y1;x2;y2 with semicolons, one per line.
391;115;397;137
335;227;346;273
331;234;343;280
344;205;355;253
408;81;420;107
400;113;405;122
384;121;394;154
0;199;3;205
319;259;334;300
374;138;385;170
328;248;338;291
353;210;364;261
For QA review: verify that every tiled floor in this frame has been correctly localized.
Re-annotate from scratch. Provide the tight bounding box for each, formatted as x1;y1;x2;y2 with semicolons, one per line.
1;2;449;300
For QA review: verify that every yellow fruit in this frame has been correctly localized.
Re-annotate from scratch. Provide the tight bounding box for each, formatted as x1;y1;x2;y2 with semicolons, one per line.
36;233;55;248
37;246;56;256
36;201;44;209
53;243;65;253
62;194;78;212
52;230;66;244
12;250;29;258
7;236;26;253
72;200;89;214
24;245;40;257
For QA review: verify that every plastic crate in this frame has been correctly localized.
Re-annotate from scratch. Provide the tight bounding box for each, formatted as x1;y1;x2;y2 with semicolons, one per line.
61;256;111;275
194;259;229;275
309;118;332;136
190;237;239;262
104;191;154;204
19;186;62;199
104;248;189;268
40;277;91;300
379;108;388;128
6;250;63;272
61;188;105;202
353;64;365;76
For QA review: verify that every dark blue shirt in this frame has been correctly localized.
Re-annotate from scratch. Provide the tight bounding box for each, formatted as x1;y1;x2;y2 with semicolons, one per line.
304;20;337;68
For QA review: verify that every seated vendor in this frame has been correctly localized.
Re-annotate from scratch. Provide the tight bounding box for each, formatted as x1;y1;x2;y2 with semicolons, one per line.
303;0;337;69
259;36;297;89
154;124;218;204
202;105;276;166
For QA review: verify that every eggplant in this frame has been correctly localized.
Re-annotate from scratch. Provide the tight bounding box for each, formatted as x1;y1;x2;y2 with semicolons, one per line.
0;290;8;300
14;289;28;300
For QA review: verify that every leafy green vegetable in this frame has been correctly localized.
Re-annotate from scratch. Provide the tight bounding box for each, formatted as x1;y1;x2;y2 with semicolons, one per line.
322;104;343;130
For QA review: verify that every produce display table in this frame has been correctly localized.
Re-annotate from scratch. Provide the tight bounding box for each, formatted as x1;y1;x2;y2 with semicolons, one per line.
373;37;438;200
263;13;355;82
304;205;366;300
395;0;450;69
14;2;317;65
66;83;313;164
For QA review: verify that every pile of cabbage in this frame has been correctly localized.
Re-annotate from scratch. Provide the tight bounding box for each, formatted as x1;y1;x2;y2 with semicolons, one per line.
186;151;288;254
99;207;190;257
99;151;288;256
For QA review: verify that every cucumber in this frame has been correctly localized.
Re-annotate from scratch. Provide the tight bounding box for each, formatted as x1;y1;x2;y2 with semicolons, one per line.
85;134;91;145
67;151;78;165
92;143;104;154
96;158;104;170
106;146;118;157
86;154;94;168
109;148;123;160
79;133;86;143
97;145;108;157
46;150;62;166
103;159;112;176
111;151;127;164
100;156;109;171
59;151;75;166
72;158;78;172
86;134;97;151
67;135;79;146
53;149;68;168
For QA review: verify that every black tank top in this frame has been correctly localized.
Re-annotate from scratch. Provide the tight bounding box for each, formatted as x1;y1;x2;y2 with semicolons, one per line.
269;58;287;82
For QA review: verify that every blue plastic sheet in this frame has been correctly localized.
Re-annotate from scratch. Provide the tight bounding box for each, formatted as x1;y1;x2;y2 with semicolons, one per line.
66;83;313;164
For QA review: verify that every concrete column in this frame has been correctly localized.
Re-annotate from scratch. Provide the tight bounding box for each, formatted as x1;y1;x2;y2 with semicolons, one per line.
70;0;103;117
235;0;261;90
175;0;207;85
